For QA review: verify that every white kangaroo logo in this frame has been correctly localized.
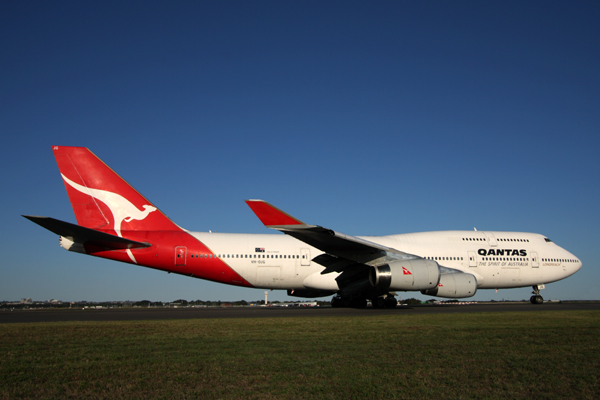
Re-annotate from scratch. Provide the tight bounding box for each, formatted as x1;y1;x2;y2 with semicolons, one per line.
61;174;157;264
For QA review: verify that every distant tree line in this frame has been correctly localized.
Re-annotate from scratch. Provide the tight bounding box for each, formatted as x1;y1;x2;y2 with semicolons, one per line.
1;297;475;310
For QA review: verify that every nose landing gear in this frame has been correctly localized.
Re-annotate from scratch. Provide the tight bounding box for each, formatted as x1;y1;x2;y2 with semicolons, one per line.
530;284;545;304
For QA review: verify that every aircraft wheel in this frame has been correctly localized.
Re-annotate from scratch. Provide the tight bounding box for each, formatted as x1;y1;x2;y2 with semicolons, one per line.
385;297;398;308
331;297;342;308
372;297;386;308
530;295;543;304
351;297;367;308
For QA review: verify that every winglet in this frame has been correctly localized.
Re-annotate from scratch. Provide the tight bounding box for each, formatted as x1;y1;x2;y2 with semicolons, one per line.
245;200;306;227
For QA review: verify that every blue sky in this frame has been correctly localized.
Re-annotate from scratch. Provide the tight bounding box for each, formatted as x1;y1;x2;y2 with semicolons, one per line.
1;1;598;303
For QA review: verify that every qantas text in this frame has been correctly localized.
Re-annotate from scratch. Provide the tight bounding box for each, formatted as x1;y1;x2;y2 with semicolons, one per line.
478;249;527;257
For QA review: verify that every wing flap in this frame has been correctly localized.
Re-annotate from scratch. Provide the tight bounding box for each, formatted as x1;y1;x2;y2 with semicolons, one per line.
312;254;356;274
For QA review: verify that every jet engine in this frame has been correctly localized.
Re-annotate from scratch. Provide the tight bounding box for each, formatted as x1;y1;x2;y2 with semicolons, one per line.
369;259;439;291
421;272;478;298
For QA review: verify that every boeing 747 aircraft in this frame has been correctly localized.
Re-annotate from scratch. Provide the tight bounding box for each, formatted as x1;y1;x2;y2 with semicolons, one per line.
25;146;582;307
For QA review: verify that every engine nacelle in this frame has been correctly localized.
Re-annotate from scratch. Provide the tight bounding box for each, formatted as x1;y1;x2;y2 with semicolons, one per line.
59;236;86;254
421;272;478;298
370;259;440;291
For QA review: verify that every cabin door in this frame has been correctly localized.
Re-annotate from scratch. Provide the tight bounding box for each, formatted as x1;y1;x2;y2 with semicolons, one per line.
175;246;187;266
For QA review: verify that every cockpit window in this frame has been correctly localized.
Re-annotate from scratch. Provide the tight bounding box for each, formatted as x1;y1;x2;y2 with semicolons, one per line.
544;238;553;243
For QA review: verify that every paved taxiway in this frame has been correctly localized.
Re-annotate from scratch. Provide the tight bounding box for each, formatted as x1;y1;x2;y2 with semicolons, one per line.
1;302;598;324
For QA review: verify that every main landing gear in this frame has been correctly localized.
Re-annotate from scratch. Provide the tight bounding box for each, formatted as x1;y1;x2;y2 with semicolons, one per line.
331;295;367;308
331;294;398;308
371;295;398;309
530;284;545;304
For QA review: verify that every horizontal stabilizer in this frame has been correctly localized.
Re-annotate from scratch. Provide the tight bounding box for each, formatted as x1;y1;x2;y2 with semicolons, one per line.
23;216;151;250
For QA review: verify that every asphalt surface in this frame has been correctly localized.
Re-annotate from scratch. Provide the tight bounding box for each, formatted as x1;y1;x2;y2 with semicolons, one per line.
1;302;598;324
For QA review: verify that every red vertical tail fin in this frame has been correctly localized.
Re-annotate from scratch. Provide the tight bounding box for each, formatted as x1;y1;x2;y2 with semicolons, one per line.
52;146;181;235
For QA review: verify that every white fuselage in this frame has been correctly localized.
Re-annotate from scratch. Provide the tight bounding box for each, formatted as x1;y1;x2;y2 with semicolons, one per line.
190;230;582;292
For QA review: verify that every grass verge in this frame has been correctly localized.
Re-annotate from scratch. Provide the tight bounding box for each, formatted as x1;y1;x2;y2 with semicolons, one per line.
1;311;599;399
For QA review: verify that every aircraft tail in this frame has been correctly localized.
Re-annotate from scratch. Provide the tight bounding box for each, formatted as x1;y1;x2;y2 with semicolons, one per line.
52;146;180;235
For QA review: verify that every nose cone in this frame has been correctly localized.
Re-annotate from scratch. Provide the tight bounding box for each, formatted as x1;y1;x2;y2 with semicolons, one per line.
573;258;583;274
563;249;582;276
553;243;582;278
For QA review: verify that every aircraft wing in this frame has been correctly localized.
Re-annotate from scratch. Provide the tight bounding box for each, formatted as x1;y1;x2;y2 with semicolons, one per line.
245;200;417;272
23;215;151;250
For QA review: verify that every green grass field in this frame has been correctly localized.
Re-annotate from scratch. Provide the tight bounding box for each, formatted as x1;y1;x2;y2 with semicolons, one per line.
1;311;599;399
